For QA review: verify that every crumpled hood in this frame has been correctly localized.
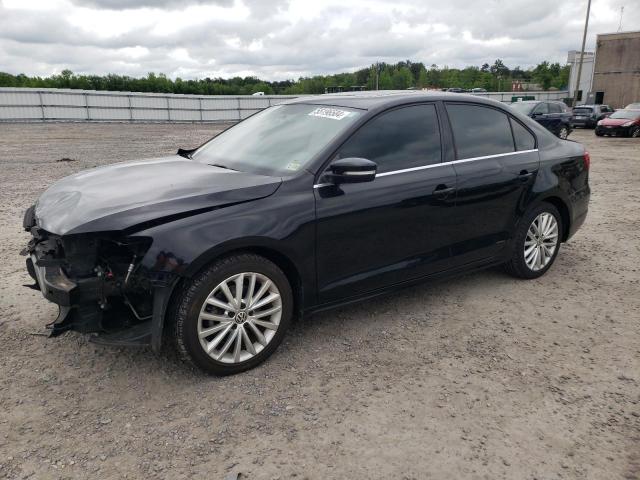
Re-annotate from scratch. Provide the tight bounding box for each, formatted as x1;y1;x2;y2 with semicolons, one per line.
35;156;282;235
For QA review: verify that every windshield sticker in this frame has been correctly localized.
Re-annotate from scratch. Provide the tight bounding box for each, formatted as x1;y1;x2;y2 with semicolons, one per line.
308;107;352;120
285;160;301;171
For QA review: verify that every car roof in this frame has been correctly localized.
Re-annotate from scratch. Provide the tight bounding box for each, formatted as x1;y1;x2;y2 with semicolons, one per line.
283;90;508;110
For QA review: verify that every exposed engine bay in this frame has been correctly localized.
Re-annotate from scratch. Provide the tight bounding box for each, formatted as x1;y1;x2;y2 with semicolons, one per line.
22;205;155;340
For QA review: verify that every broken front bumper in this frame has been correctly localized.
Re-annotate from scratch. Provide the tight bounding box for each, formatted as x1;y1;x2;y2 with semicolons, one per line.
24;251;105;337
22;205;176;349
27;254;77;306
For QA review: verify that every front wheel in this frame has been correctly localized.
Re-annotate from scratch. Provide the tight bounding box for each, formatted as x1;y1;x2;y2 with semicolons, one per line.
171;253;293;375
630;126;640;138
504;204;562;279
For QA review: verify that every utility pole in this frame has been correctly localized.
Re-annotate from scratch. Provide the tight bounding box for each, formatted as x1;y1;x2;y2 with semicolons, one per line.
573;0;592;106
617;6;624;32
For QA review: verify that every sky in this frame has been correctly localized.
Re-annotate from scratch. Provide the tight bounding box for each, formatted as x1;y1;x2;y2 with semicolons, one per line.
0;0;637;81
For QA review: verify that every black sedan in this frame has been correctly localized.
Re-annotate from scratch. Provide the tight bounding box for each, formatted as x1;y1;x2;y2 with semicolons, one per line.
23;92;590;375
509;100;573;139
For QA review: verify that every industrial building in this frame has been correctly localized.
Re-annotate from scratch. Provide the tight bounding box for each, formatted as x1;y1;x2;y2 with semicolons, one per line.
567;50;595;103
591;31;640;108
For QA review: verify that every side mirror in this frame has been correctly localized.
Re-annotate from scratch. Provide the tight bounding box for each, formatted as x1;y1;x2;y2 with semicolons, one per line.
327;158;377;184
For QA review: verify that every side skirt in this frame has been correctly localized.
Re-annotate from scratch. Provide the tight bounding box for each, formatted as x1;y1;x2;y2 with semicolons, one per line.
304;257;505;316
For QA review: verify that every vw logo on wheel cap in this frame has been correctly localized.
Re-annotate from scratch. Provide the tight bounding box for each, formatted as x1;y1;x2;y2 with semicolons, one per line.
234;311;248;324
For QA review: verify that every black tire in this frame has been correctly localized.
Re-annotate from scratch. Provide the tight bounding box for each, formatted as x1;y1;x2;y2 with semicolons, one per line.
171;253;293;375
595;129;604;137
630;126;640;138
504;203;563;279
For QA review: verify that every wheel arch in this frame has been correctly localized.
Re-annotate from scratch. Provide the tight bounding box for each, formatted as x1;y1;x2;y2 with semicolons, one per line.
183;241;305;318
537;195;571;242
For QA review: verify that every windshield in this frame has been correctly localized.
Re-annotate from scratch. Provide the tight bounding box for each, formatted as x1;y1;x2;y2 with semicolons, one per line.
509;102;536;115
193;104;362;176
609;109;640;120
573;107;594;115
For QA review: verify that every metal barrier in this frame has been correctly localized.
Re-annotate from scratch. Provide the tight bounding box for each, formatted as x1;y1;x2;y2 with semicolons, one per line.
0;88;298;122
0;88;570;122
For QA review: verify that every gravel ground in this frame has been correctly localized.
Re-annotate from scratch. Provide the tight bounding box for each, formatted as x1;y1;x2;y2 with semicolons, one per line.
0;123;639;480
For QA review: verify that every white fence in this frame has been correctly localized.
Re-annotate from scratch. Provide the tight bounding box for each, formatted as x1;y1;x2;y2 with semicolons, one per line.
0;88;297;123
0;88;570;122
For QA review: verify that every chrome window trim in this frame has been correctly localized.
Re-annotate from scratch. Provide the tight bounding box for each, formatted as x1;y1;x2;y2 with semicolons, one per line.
313;149;538;187
343;170;376;176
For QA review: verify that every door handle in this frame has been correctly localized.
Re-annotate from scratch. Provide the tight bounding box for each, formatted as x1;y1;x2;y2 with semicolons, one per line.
518;170;535;181
433;185;455;197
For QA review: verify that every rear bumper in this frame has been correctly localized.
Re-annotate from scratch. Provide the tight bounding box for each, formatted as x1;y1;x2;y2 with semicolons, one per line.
567;187;590;240
572;118;596;128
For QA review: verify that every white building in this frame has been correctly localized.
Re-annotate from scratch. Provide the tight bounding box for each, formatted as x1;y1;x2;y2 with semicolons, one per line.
567;50;595;104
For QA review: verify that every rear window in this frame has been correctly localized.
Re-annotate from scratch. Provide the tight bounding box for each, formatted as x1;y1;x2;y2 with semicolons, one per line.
446;104;515;159
574;107;593;115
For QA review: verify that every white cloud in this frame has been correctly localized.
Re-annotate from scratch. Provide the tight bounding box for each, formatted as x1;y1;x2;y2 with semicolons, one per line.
0;0;638;80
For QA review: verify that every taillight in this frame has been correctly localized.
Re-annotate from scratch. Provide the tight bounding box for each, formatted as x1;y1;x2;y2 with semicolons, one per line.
583;151;590;170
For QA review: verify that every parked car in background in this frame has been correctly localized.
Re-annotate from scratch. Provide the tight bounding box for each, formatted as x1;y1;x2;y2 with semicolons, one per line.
595;109;640;137
470;88;488;93
624;102;640;110
22;92;590;375
572;104;614;128
446;88;465;93
509;100;573;139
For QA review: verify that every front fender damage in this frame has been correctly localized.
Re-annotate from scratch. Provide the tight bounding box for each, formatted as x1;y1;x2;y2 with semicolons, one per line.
22;212;178;350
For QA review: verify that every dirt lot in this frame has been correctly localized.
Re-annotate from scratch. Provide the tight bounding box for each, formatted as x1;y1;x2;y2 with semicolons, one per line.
0;124;638;480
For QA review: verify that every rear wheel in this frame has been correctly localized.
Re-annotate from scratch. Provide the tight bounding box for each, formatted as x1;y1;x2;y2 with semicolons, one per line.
172;253;293;375
558;126;569;139
504;203;562;279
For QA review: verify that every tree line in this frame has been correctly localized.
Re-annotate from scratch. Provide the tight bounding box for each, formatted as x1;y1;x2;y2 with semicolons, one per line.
0;59;569;95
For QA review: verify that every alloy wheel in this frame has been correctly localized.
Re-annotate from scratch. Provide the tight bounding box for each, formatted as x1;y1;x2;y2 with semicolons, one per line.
524;212;559;271
197;272;282;364
559;127;569;139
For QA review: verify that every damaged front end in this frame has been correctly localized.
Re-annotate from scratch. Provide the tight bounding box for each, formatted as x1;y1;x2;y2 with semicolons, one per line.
22;205;164;348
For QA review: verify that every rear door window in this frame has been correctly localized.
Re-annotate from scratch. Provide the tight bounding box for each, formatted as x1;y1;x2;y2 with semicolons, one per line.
445;103;515;159
533;103;549;115
549;103;563;114
336;104;442;174
510;118;536;151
